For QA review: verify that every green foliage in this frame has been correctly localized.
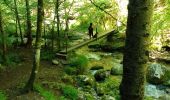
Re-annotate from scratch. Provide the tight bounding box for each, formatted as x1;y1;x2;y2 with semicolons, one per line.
64;66;77;75
34;84;56;100
144;97;154;100
61;85;78;100
68;54;88;74
0;90;7;100
0;52;22;66
41;50;54;61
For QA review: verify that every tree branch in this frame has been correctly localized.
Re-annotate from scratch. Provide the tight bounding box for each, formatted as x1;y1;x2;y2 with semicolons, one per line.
89;0;126;26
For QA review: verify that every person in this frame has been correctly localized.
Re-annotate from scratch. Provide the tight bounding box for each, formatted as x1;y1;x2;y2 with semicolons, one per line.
93;27;98;39
88;23;93;39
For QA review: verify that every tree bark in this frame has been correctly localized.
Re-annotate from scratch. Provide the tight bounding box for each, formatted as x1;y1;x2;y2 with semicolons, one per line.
56;0;61;50
25;0;32;48
120;0;154;100
0;8;7;63
14;0;24;44
24;0;44;92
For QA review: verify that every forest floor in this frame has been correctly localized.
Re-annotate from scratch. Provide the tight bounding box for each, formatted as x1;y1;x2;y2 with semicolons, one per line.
0;47;64;100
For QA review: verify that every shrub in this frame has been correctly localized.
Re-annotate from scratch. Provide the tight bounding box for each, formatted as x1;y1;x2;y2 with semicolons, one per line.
34;84;56;100
41;50;54;61
68;54;88;74
64;67;77;75
61;85;78;100
0;52;22;66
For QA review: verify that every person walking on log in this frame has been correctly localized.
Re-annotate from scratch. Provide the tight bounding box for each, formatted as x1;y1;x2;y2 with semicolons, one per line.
88;23;93;39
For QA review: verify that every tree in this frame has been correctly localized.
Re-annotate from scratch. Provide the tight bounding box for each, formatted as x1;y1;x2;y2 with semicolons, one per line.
0;7;7;63
120;0;154;100
56;0;61;50
24;0;44;91
25;0;32;47
63;0;75;31
14;0;24;44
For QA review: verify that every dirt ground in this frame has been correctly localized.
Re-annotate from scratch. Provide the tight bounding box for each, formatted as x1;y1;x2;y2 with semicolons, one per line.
0;47;64;100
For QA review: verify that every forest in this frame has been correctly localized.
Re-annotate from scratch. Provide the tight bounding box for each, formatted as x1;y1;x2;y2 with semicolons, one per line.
0;0;170;100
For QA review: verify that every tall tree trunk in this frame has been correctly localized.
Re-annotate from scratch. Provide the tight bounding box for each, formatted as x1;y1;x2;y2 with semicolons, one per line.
64;0;74;31
14;0;24;44
0;9;7;63
51;2;57;52
24;0;44;92
25;0;32;48
43;22;47;48
56;0;61;50
120;0;154;100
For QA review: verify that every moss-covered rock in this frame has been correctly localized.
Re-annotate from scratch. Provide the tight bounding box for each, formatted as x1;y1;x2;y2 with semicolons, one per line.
146;63;170;84
110;63;123;75
76;75;96;87
94;69;109;81
101;95;116;100
52;59;59;65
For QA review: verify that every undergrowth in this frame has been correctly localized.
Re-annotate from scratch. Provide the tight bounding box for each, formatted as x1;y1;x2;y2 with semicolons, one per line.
65;54;88;75
34;84;56;100
61;85;78;100
0;90;7;100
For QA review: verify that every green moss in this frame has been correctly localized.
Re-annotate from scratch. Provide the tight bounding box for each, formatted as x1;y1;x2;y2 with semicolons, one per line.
95;76;121;99
68;54;88;74
64;66;77;75
34;84;57;100
0;90;7;100
61;85;78;100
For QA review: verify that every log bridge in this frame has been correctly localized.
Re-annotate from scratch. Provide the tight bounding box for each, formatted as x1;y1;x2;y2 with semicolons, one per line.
56;30;115;59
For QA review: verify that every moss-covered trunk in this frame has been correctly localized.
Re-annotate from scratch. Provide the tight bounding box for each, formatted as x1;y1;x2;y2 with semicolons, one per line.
0;8;7;63
24;0;44;91
25;0;32;48
120;0;154;100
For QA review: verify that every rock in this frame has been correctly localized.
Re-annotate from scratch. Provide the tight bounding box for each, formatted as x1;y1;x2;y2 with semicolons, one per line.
165;88;170;94
146;63;170;84
76;75;96;87
94;69;109;81
78;87;98;100
145;84;165;99
163;80;170;86
100;53;112;57
61;74;74;84
101;95;116;100
90;66;104;70
110;63;123;75
95;83;106;96
52;59;59;65
159;94;170;100
88;44;101;49
86;53;101;61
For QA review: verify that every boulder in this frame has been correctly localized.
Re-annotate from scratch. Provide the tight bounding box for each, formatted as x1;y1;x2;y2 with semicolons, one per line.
76;75;95;87
110;63;123;75
78;87;98;100
52;59;59;65
101;95;116;100
86;53;101;61
145;84;165;99
146;63;170;84
94;69;109;81
95;83;105;96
